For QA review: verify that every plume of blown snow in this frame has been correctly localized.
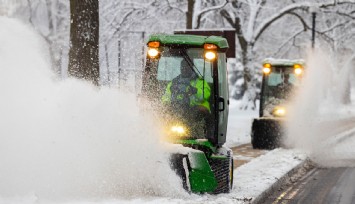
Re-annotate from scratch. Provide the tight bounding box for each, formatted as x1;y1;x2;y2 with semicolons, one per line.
0;16;185;202
285;48;355;167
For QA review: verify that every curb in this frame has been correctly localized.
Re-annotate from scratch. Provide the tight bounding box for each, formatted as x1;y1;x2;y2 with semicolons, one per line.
251;158;312;204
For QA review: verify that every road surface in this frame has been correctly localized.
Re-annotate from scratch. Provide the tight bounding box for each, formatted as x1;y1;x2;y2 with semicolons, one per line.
264;167;355;204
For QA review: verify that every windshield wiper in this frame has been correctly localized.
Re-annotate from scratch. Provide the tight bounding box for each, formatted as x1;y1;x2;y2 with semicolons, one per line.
181;49;203;78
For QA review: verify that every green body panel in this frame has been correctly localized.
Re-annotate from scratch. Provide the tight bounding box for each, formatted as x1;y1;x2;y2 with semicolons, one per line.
173;139;217;153
148;34;229;49
187;151;217;192
173;139;230;193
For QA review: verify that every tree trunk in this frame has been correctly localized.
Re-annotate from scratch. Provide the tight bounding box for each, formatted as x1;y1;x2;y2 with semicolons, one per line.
237;36;254;102
186;0;194;29
68;0;99;86
243;43;254;83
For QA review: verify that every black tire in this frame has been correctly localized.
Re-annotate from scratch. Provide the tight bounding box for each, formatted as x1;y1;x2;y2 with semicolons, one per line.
251;119;282;150
210;148;233;194
169;154;191;192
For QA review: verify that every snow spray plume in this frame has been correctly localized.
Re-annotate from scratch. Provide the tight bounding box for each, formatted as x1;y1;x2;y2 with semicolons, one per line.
0;17;186;202
285;47;355;167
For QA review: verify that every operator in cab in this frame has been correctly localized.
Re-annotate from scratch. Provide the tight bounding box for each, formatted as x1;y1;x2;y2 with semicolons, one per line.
162;59;210;112
276;73;294;99
161;59;211;133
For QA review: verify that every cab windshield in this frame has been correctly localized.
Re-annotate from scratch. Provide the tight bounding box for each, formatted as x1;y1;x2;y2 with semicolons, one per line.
157;47;213;84
261;66;300;114
144;46;216;139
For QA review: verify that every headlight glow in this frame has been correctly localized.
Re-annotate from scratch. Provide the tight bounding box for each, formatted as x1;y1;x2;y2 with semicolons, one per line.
204;51;216;60
147;48;159;58
294;68;303;75
170;125;186;134
273;106;286;117
263;67;271;74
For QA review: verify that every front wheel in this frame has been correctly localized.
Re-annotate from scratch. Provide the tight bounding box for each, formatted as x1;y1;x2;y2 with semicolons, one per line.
210;148;234;194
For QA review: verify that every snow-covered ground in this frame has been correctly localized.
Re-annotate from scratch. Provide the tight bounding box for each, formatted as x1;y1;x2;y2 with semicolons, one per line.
226;100;258;147
1;16;355;204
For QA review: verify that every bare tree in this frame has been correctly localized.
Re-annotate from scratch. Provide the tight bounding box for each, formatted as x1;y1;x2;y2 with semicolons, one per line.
219;0;355;107
5;0;70;76
68;0;99;85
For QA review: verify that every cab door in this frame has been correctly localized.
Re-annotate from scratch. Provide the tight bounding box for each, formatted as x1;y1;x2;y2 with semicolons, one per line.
216;53;229;146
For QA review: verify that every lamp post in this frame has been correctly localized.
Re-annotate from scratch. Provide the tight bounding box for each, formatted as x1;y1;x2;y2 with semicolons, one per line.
310;7;318;49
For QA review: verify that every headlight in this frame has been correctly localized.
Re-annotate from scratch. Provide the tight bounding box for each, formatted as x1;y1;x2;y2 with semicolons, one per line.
272;106;286;117
147;48;159;58
262;63;271;74
263;67;271;74
204;51;216;60
167;124;189;138
294;68;303;75
171;125;186;135
161;120;190;142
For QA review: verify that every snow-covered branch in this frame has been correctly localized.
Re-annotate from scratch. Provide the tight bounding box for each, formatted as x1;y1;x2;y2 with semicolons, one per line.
164;0;184;13
253;0;355;43
336;11;355;19
196;0;228;17
245;0;264;42
272;29;305;56
194;0;228;28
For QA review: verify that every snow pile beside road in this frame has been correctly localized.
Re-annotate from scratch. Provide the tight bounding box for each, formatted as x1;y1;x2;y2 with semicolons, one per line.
231;148;306;202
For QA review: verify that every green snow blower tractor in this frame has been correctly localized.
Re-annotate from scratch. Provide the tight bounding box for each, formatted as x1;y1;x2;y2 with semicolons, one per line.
141;34;233;194
251;58;305;149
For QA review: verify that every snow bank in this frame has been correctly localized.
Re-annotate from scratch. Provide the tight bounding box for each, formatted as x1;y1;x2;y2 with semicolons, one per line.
232;148;306;202
0;17;186;202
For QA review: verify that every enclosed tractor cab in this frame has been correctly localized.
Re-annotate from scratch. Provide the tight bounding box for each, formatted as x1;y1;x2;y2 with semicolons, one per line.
141;34;233;193
251;58;305;149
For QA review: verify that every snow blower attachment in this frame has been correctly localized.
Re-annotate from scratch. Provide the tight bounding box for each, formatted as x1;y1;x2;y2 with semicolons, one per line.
251;58;305;149
141;34;233;194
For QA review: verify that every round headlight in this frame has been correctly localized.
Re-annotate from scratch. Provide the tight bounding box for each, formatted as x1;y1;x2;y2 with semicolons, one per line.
170;125;187;136
294;68;303;75
204;51;216;60
147;48;159;58
263;67;271;74
273;106;286;117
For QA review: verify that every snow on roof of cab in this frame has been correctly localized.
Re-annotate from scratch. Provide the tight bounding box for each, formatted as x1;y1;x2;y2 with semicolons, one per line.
262;58;305;66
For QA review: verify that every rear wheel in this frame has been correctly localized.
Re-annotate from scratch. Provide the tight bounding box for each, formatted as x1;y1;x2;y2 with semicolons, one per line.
210;148;233;194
